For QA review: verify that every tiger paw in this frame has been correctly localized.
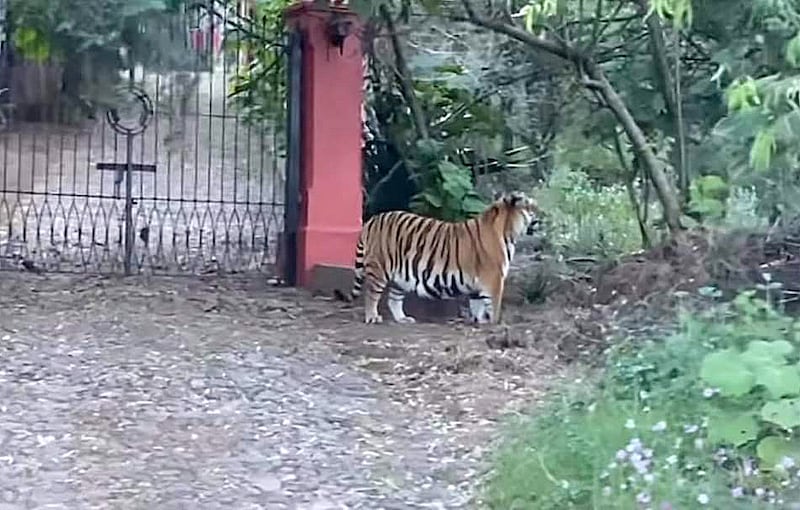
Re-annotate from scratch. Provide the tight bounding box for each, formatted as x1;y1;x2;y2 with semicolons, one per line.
395;316;416;324
365;314;383;324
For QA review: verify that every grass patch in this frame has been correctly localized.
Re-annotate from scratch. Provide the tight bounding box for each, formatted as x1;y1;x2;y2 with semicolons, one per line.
485;289;800;509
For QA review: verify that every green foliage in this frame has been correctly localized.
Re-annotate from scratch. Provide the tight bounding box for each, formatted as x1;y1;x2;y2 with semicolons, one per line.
687;175;730;223
226;0;292;126
407;140;486;221
534;167;653;257
366;47;506;221
486;288;800;508
10;0;170;63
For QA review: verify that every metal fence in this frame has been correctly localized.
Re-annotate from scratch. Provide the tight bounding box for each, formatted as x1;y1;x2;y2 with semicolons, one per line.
0;1;297;278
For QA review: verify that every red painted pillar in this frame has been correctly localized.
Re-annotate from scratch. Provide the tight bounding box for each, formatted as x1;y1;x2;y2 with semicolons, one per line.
285;2;364;288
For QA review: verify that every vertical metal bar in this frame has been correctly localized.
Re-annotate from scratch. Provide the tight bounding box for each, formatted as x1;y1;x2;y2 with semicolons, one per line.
124;134;134;275
210;0;219;206
283;29;303;286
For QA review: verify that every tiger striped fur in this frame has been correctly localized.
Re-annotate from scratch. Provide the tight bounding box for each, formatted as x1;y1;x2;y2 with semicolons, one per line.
340;191;541;324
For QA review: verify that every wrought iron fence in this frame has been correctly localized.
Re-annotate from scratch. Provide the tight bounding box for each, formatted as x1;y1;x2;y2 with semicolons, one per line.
0;0;295;277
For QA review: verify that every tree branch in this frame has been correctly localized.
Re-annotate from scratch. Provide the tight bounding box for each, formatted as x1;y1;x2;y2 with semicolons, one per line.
378;4;429;140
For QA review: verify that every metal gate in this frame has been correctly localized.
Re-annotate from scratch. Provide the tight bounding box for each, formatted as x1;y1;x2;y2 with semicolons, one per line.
0;0;298;279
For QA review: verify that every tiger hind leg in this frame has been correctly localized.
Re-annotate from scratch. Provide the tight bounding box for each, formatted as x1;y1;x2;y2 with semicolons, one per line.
387;287;416;324
363;266;387;324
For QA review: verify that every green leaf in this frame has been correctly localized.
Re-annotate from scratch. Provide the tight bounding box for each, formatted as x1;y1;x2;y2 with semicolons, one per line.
761;399;800;430
420;191;443;208
749;129;776;172
442;178;468;201
744;340;795;362
755;365;800;398
700;349;756;397
786;33;800;68
463;196;487;215
707;412;759;446
757;436;800;467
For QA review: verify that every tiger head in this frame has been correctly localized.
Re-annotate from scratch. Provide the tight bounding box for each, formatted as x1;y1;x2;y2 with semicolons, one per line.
483;191;542;240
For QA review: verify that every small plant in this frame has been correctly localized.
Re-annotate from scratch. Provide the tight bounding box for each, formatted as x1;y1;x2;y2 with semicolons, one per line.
687;174;730;224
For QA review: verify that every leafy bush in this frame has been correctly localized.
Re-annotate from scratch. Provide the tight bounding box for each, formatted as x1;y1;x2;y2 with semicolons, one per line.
533;167;654;257
485;288;800;509
408;139;486;221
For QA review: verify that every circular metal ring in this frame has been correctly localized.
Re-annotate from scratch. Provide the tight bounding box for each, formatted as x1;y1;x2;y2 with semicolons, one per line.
106;84;153;136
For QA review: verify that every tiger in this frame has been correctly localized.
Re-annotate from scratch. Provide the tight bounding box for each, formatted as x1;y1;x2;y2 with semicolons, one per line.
337;191;541;324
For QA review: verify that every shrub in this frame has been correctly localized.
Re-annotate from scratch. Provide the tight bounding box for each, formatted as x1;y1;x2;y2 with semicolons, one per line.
533;167;654;258
485;288;800;509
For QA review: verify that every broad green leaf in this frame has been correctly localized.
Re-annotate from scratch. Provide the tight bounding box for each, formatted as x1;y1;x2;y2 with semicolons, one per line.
755;365;800;398
757;435;800;468
700;349;755;397
463;196;487;215
421;191;443;208
758;340;793;357
762;399;800;430
707;412;759;446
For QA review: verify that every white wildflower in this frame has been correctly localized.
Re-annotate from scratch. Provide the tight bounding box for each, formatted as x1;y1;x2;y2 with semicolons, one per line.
625;418;636;429
626;438;642;452
743;458;755;477
651;421;667;432
666;454;678;466
697;493;710;505
731;486;744;498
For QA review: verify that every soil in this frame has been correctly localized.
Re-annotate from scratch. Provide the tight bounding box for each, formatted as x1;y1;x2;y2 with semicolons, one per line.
0;272;584;510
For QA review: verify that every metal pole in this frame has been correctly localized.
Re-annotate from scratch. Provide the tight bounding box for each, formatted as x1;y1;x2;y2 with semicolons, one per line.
124;133;134;275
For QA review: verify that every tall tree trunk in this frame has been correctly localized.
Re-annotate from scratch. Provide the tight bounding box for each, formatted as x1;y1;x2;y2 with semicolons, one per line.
638;0;689;201
378;5;429;140
583;62;683;232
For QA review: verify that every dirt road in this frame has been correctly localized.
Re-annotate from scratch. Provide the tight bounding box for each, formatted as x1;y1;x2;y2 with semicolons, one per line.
0;273;564;509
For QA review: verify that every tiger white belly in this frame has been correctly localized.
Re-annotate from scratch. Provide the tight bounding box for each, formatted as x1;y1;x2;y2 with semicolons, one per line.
392;268;475;300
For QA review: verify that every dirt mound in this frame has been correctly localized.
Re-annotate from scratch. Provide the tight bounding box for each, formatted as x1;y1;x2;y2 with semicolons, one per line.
593;231;712;305
501;225;800;365
531;224;800;313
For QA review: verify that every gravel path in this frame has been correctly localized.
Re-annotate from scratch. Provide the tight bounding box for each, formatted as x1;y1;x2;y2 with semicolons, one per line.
0;273;563;509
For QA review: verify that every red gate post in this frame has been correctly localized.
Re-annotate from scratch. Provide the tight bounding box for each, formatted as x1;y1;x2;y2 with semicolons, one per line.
285;2;364;289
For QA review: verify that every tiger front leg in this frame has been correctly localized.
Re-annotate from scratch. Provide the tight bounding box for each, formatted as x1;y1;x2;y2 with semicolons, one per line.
488;277;506;324
387;287;416;324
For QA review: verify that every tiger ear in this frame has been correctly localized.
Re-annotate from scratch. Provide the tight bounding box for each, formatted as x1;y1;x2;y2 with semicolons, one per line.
507;191;527;207
492;190;504;201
